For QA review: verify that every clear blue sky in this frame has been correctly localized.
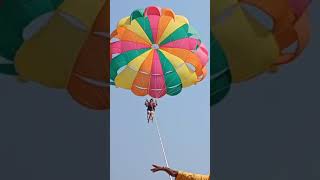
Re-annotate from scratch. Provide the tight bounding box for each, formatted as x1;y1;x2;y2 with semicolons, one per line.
110;0;210;180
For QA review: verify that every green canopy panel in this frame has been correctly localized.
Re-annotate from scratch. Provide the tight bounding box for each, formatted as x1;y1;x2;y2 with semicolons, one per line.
211;33;231;106
0;0;63;75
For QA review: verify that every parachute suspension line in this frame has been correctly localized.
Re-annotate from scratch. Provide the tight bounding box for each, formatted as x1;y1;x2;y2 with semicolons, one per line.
153;51;172;180
154;113;173;180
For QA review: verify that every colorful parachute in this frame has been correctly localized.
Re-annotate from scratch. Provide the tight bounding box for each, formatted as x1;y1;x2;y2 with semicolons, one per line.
0;0;63;74
110;6;208;98
211;0;312;105
0;0;109;110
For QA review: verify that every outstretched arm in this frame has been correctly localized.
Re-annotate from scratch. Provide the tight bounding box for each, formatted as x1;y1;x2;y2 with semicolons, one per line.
150;164;178;177
151;164;210;180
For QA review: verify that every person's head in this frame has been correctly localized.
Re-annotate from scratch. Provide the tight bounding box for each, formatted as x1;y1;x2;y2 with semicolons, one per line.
150;98;154;102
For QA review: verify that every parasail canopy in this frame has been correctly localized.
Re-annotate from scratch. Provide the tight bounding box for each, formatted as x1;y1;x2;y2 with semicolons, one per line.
211;0;312;105
0;0;109;110
110;6;209;98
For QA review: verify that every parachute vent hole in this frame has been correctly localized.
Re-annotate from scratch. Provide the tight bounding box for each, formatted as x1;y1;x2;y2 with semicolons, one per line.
240;3;274;31
151;44;160;49
186;63;196;72
282;41;298;54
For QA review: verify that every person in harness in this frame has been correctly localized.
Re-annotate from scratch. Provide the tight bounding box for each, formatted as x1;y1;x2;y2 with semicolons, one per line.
145;98;157;123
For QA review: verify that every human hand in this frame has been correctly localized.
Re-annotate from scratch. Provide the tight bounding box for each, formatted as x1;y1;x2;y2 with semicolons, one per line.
151;164;178;177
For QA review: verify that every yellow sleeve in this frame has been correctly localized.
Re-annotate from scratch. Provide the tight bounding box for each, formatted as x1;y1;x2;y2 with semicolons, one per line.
176;171;210;180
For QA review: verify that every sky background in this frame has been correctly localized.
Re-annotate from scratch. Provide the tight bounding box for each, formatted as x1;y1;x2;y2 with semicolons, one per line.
110;1;210;180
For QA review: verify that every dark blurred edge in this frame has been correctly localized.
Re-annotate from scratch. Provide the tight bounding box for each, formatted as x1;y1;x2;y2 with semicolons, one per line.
0;0;110;180
210;1;320;180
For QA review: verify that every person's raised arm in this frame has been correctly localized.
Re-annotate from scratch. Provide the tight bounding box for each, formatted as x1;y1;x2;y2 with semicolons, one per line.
151;164;210;180
150;165;178;177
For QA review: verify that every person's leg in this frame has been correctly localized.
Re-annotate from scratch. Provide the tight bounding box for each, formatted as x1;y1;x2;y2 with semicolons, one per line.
147;111;151;123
